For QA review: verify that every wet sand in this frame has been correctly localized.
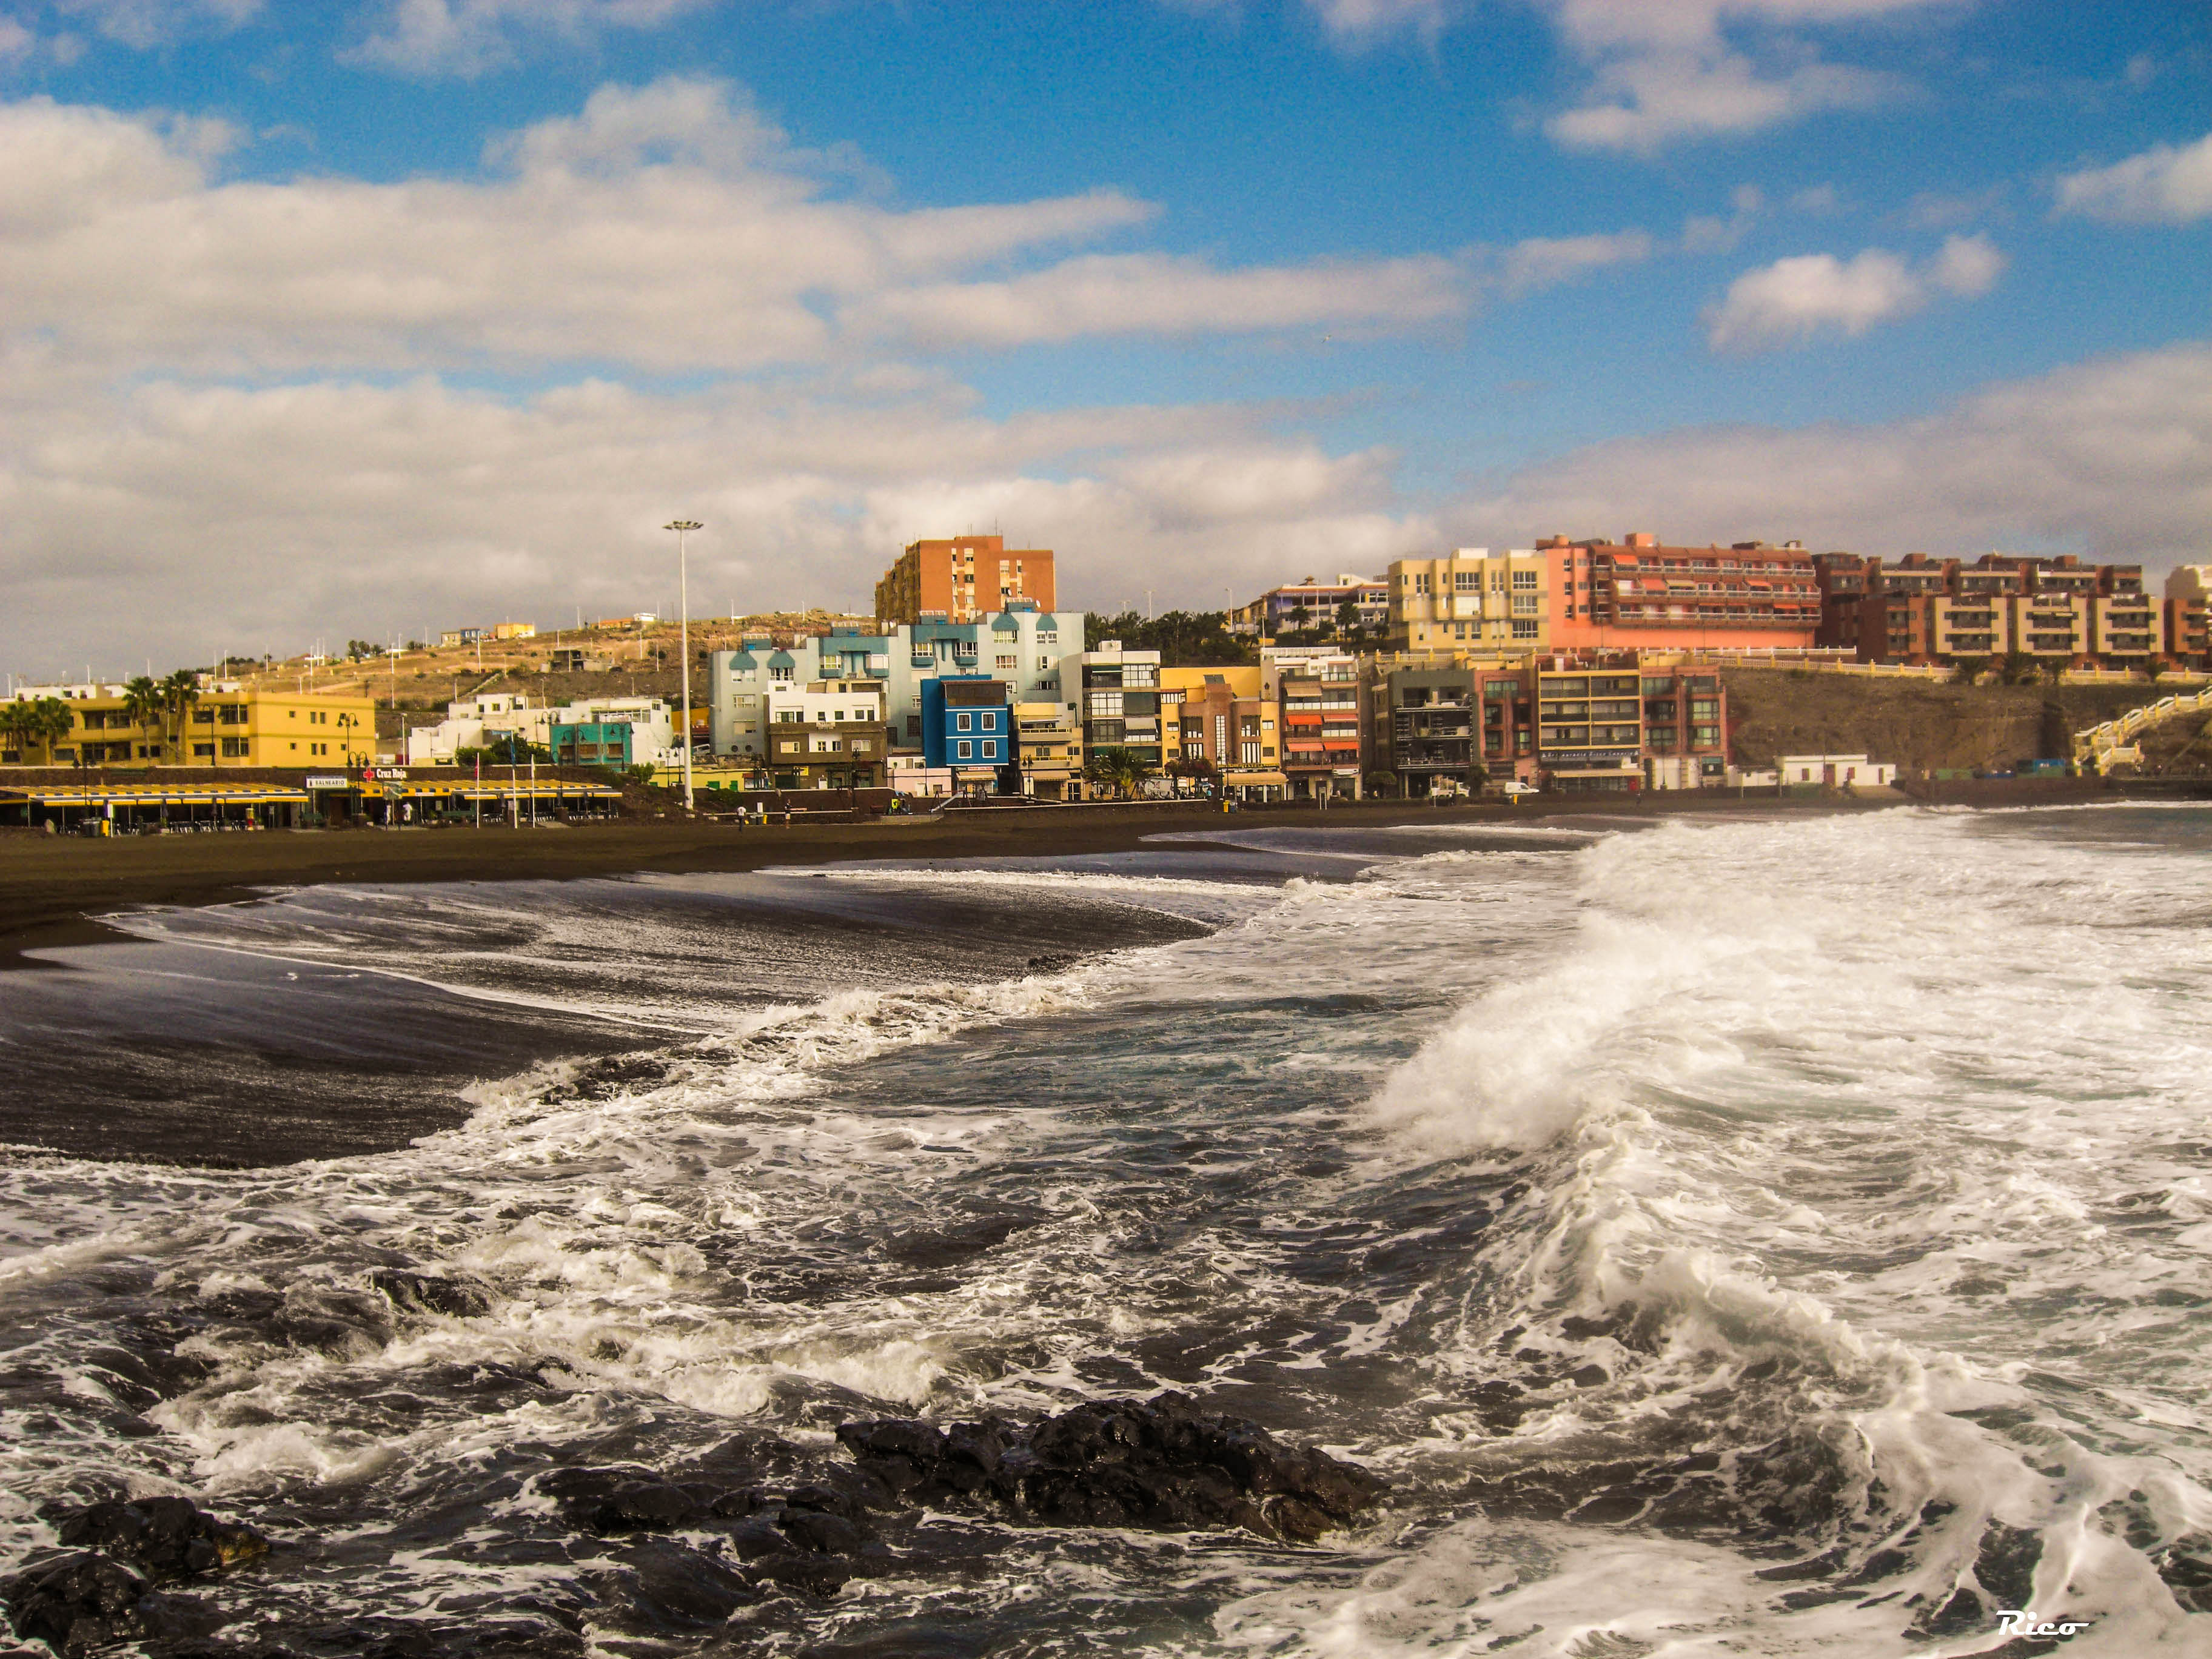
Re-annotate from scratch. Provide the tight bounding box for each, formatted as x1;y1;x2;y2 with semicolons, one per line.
0;780;2111;970
0;798;1600;968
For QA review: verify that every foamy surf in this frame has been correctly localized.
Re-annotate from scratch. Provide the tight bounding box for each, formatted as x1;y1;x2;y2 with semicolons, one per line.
1;810;2207;1654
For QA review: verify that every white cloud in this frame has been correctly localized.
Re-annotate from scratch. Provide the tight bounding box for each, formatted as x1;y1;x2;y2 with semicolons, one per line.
858;252;1470;349
0;81;1529;372
53;0;259;49
0;367;1434;670
1704;233;2004;352
2054;130;2212;226
1304;0;1453;45
1546;47;1900;155
0;20;33;60
346;0;712;78
1459;340;2212;571
1298;1;1948;152
1493;229;1654;294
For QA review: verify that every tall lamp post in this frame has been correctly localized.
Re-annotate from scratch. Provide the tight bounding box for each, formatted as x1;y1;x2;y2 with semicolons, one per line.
665;519;702;814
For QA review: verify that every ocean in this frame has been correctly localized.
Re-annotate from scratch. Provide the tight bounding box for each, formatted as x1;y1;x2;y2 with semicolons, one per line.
1;804;2207;1657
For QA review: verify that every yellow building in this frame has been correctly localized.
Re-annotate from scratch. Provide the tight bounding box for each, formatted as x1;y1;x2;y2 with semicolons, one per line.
23;686;378;768
1016;700;1084;799
1387;549;1550;652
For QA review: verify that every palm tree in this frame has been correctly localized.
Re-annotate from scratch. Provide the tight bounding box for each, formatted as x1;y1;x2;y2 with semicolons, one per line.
0;701;32;763
1084;745;1156;799
159;669;201;765
1998;650;2037;686
22;698;75;765
122;675;161;760
1951;657;1986;686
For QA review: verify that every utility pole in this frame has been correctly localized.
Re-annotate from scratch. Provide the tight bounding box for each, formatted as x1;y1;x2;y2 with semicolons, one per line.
665;520;702;814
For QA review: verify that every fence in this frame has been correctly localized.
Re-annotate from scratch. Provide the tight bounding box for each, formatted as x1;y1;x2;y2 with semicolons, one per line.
2073;686;2212;765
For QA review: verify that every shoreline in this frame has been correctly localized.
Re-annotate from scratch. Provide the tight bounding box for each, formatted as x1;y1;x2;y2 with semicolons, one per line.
0;779;2133;970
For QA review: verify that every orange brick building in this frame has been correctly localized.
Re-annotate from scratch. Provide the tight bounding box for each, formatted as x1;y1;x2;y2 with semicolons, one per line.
1540;532;1821;651
874;535;1056;626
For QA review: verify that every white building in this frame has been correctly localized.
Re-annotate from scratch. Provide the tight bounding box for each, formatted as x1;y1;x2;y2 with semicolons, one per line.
1778;754;1897;787
405;692;679;768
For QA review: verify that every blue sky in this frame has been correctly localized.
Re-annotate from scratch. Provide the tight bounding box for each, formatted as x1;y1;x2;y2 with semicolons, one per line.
1;0;2207;671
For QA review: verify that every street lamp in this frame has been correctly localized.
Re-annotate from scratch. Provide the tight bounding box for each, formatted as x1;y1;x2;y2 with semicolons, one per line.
665;520;702;814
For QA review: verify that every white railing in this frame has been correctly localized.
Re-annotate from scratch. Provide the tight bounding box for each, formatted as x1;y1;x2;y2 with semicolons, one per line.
2074;686;2212;764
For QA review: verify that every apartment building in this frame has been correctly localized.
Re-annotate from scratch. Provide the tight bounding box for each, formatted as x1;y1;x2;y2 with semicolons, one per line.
1543;532;1820;650
874;535;1056;626
1371;660;1538;797
1534;660;1646;793
1016;701;1084;799
1068;640;1164;772
1837;554;2160;666
1159;665;1282;794
921;675;1016;791
707;612;1072;758
1383;667;1475;796
765;679;889;788
1228;574;1389;638
1636;666;1730;790
2165;566;2211;669
9;683;379;768
1266;646;1362;799
1387;549;1549;652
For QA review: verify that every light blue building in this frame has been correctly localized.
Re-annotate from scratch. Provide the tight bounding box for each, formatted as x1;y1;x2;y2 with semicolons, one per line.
708;608;1078;760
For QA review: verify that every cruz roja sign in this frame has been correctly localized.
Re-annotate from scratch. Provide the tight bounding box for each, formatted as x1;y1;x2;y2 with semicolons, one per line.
361;767;408;782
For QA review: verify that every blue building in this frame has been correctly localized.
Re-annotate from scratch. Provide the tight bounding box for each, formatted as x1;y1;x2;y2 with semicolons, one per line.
920;675;1016;793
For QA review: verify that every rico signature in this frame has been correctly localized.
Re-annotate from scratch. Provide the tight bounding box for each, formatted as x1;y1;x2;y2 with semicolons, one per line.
1995;1610;2091;1639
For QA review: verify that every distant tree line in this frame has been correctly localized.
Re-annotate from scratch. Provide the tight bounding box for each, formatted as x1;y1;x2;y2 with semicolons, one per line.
1083;610;1255;665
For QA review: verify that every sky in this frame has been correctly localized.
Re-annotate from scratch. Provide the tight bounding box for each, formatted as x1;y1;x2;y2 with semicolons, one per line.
1;0;2207;677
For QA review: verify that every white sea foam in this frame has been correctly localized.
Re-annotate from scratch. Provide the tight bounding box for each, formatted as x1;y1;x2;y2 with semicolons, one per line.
5;805;2209;1654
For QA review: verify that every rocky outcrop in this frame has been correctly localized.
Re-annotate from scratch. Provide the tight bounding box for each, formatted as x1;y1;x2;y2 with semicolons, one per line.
3;1498;268;1655
2;1552;221;1655
366;1269;494;1319
837;1391;1385;1542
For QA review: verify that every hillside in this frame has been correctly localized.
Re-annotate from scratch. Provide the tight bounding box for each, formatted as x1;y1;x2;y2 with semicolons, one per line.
1718;669;2179;774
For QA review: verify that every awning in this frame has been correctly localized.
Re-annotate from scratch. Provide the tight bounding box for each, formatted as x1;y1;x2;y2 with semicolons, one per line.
0;786;310;806
1224;770;1288;787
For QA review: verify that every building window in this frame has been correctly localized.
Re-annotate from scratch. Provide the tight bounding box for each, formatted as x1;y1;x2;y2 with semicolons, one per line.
956;712;972;732
956;740;973;760
1512;620;1540;638
1512;569;1539;590
997;655;1016;669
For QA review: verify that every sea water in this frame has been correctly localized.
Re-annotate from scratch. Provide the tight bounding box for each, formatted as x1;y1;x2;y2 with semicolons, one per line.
1;805;2207;1655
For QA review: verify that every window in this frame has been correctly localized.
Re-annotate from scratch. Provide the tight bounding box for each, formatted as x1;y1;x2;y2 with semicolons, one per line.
1511;569;1539;590
956;712;972;732
1512;619;1540;638
956;740;973;760
1454;571;1479;591
221;737;249;757
1512;595;1541;615
996;654;1016;669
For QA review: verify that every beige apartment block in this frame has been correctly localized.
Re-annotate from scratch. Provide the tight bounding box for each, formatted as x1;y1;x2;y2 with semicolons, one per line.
1387;549;1549;652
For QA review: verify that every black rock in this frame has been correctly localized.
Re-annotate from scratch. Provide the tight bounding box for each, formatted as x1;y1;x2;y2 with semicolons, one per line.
367;1270;495;1320
2;1552;223;1654
49;1497;269;1580
836;1391;1384;1541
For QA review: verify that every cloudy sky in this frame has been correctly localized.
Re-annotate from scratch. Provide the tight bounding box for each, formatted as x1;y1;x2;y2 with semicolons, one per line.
1;0;2207;675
